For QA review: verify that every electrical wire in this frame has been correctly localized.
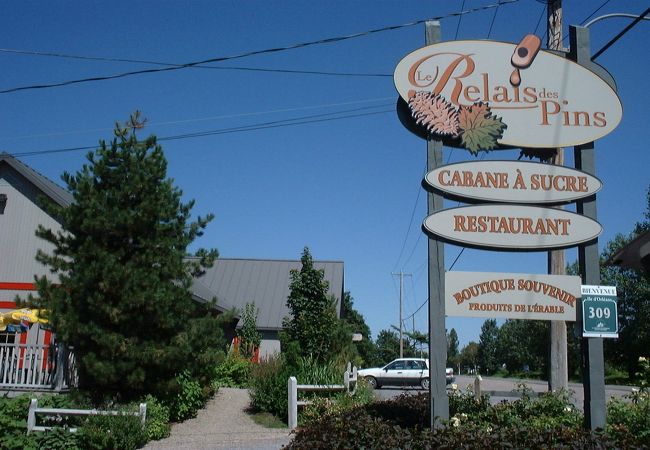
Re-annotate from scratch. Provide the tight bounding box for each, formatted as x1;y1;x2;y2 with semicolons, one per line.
0;48;391;78
392;163;427;272
1;96;394;141
486;0;502;39
454;0;468;40
592;5;650;60
9;105;393;158
0;1;519;95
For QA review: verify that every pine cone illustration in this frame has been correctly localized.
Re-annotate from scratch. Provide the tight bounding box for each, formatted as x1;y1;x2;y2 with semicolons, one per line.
408;92;460;137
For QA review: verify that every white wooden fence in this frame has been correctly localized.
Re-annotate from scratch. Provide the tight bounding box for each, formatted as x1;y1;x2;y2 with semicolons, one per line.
288;363;358;429
0;343;77;391
27;398;147;433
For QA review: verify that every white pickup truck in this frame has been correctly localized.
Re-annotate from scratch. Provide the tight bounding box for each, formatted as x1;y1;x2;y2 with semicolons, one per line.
357;358;455;389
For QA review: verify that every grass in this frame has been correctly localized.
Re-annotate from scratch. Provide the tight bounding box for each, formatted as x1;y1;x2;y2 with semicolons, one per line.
249;411;287;429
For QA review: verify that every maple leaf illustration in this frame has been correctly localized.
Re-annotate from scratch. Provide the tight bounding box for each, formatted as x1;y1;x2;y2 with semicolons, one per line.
457;102;507;154
408;92;460;137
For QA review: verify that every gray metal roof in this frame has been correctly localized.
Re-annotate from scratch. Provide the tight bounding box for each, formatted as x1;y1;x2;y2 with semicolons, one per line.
0;153;73;207
194;258;345;331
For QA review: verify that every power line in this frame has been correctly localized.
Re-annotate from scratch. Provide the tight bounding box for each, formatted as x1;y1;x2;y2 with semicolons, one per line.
392;163;427;272
454;0;468;40
592;5;650;61
486;0;503;39
0;48;392;78
0;1;519;95
1;96;394;142
9;105;393;158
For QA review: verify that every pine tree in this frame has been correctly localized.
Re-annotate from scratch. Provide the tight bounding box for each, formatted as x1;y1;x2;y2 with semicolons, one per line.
34;117;222;401
282;247;338;363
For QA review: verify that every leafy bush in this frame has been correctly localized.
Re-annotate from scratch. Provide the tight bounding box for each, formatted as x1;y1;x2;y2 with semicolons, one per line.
34;427;82;450
249;354;352;423
213;354;253;388
166;370;207;422
142;394;170;440
286;392;646;450
78;412;148;450
300;378;374;426
608;388;650;442
0;394;34;450
249;354;291;421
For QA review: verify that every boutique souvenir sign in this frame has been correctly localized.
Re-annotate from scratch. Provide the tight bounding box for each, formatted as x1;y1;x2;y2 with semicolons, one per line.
425;160;602;204
394;36;622;152
446;271;580;321
423;204;602;251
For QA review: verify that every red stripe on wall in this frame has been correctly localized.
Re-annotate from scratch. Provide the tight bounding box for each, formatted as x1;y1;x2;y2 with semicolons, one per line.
0;282;36;291
0;301;17;309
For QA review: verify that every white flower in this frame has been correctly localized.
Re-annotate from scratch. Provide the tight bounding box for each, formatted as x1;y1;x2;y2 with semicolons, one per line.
486;426;493;433
639;356;648;363
450;417;460;427
564;406;572;412
451;383;458;391
460;413;468;420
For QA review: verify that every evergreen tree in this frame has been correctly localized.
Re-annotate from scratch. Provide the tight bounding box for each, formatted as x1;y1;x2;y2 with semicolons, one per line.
478;319;499;375
447;328;459;367
34;118;222;401
282;247;338;363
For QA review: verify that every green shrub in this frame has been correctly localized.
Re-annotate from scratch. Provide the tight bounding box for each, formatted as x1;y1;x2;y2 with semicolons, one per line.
249;354;291;421
142;394;170;440
286;393;645;450
249;354;353;423
608;388;650;441
213;354;253;388
301;378;374;426
78;412;148;450
34;427;82;450
167;370;207;422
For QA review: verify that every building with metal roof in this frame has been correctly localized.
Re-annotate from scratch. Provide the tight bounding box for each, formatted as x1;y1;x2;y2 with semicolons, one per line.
1;153;345;359
195;257;345;357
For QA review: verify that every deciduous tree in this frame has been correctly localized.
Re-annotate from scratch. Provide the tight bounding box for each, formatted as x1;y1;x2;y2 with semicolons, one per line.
282;247;338;364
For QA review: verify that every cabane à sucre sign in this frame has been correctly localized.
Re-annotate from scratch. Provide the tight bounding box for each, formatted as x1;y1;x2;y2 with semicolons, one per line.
425;160;602;204
423;204;602;250
394;39;622;152
446;271;580;321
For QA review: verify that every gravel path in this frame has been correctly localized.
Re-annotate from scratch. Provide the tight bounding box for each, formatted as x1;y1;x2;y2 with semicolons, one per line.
143;388;293;450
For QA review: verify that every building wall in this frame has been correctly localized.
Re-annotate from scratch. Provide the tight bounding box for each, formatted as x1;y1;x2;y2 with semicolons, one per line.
0;170;61;347
259;329;281;359
0;171;62;285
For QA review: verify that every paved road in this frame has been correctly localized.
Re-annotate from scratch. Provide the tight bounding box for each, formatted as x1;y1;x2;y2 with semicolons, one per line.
143;388;292;450
373;375;636;410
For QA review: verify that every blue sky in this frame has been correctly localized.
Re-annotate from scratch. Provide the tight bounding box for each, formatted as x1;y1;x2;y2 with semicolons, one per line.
1;1;648;349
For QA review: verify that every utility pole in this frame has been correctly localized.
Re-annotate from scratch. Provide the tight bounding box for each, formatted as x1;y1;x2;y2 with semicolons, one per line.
547;0;569;392
392;271;412;358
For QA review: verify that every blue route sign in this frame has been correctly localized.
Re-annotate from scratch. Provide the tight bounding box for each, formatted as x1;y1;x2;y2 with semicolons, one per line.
581;285;618;338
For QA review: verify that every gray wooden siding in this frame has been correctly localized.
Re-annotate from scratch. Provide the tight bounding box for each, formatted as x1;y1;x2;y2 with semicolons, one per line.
0;176;61;284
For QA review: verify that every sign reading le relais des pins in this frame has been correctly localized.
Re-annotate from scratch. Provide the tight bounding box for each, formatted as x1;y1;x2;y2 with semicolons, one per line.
394;38;622;152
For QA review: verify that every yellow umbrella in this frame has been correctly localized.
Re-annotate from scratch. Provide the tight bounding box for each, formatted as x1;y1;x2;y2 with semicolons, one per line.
10;308;39;323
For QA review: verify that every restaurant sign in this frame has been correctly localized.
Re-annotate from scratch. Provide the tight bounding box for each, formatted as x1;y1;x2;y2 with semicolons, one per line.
394;37;622;152
446;271;580;321
425;160;602;204
423;204;602;251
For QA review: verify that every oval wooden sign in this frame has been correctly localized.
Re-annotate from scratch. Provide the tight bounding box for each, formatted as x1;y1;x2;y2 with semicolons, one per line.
394;39;622;151
423;204;602;251
425;160;602;204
